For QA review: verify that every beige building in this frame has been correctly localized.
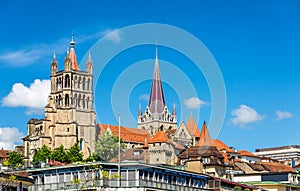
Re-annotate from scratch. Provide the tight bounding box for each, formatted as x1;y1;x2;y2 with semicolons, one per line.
23;35;96;161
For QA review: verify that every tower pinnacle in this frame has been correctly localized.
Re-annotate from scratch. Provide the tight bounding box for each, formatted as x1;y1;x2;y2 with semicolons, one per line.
148;45;165;114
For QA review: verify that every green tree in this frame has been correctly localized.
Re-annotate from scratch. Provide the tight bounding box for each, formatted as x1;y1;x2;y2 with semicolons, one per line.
85;152;101;162
33;145;52;165
67;143;83;163
95;131;126;161
7;151;24;169
51;145;69;162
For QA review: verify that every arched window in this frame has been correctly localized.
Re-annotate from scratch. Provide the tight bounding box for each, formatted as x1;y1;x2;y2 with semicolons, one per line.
58;94;62;105
78;76;81;89
65;94;69;106
82;77;86;90
82;95;85;108
74;93;77;107
87;78;91;91
78;94;81;108
65;74;70;88
159;125;163;131
74;76;77;89
86;97;89;109
79;139;83;150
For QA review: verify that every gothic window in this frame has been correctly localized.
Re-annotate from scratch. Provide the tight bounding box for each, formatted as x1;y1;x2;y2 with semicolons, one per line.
79;139;83;150
78;94;81;108
87;78;91;91
58;94;62;105
74;76;77;88
86;97;89;109
74;93;77;107
159;125;163;131
65;74;70;88
65;94;70;106
82;95;85;108
78;76;81;89
82;77;86;90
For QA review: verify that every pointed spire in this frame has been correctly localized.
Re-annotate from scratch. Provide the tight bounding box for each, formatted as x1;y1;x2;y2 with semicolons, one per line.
68;33;79;70
52;52;57;63
197;121;213;146
172;103;176;115
148;44;165;114
138;104;142;116
87;52;92;62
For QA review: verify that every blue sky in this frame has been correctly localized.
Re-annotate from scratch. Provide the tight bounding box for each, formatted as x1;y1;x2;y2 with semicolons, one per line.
0;0;299;151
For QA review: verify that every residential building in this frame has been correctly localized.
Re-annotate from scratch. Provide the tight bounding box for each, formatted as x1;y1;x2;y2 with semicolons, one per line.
255;145;300;166
26;162;212;191
0;172;34;191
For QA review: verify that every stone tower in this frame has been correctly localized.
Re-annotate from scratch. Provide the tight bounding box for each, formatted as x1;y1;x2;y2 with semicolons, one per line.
23;35;96;161
137;46;177;136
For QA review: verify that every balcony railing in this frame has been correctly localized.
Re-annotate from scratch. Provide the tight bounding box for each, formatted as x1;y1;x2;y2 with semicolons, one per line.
29;179;210;191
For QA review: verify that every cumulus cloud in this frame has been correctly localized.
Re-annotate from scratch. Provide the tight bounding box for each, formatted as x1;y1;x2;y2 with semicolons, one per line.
0;127;24;150
231;105;264;127
184;97;209;110
2;79;50;115
275;110;293;120
139;94;149;102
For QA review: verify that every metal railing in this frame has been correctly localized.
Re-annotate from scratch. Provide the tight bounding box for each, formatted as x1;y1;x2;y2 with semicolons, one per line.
29;179;210;191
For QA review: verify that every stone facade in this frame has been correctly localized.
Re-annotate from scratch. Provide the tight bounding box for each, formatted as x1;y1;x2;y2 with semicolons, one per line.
23;36;96;161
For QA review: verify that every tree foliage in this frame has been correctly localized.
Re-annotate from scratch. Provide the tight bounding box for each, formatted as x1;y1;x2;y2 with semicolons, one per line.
85;152;101;162
33;145;52;165
95;130;126;161
67;143;83;162
51;145;68;162
7;151;24;169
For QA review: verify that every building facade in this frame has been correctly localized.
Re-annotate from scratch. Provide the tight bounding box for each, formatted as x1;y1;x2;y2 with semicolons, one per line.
23;36;96;161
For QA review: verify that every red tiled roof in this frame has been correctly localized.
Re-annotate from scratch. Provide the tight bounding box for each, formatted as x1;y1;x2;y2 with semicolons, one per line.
0;149;10;159
69;47;79;70
97;124;151;144
149;131;170;143
238;150;258;157
212;140;234;153
198;121;212;146
186;116;201;138
256;161;296;173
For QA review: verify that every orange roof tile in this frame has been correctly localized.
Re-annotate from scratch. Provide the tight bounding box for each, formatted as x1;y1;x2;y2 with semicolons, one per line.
69;48;79;70
238;150;258;157
186;116;201;137
149;131;170;143
256;161;296;173
97;124;151;144
198;121;212;146
212;140;234;153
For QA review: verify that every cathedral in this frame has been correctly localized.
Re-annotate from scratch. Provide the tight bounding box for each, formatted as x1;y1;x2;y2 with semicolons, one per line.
23;36;205;165
23;35;96;161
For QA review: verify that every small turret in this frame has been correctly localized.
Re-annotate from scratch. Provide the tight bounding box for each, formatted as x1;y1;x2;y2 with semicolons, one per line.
51;53;58;76
86;52;93;74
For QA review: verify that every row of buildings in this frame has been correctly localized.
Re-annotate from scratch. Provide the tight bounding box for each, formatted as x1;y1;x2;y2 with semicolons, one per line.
1;37;300;191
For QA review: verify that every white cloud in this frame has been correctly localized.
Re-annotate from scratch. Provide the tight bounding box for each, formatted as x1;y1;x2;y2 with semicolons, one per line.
2;79;50;115
231;105;264;127
102;29;122;44
0;127;24;150
139;94;149;102
0;28;119;67
275;110;293;120
184;97;209;110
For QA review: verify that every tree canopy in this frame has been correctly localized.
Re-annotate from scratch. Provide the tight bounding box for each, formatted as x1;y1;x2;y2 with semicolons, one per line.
33;145;52;165
67;143;83;162
7;151;24;169
95;130;126;161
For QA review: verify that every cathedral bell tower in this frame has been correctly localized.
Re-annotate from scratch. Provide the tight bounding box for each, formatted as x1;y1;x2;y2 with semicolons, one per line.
24;34;96;161
138;46;177;136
